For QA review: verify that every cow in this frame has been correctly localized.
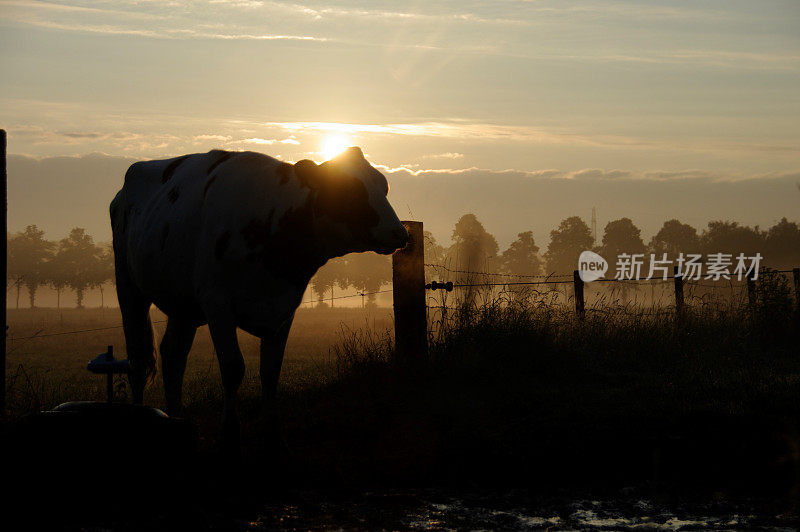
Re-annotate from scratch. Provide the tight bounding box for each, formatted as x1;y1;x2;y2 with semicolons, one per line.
110;147;408;447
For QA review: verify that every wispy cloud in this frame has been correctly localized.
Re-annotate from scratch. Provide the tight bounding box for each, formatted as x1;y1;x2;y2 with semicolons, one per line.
381;165;800;184
263;120;800;154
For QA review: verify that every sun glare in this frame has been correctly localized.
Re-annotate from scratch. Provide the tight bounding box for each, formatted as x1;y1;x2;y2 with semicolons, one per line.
320;135;352;160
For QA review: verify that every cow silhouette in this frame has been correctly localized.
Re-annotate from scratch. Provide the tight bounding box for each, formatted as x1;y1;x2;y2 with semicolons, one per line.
110;147;408;446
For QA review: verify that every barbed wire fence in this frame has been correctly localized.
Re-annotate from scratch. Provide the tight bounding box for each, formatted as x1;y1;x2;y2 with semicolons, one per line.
5;266;798;344
5;266;798;345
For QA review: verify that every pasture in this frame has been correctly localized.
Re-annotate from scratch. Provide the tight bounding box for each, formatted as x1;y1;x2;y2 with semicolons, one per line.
3;283;800;527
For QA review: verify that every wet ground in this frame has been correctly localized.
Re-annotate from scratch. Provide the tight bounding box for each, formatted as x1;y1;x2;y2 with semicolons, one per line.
243;489;797;530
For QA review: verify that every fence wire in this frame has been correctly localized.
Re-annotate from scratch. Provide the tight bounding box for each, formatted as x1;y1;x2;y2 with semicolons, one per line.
4;267;795;344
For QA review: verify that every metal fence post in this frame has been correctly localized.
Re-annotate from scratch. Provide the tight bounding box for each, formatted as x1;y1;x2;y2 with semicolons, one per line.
673;266;684;316
392;221;427;361
573;270;585;319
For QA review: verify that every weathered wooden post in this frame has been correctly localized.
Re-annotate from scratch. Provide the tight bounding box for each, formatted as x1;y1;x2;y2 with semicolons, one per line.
1;129;6;415
747;270;757;315
573;270;585;319
392;221;427;361
673;266;684;316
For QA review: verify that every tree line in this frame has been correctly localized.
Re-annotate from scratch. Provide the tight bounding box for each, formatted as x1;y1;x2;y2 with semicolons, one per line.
7;226;113;309
7;215;800;309
313;214;800;305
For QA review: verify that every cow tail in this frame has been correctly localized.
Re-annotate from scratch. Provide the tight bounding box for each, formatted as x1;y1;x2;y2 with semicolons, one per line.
144;314;157;384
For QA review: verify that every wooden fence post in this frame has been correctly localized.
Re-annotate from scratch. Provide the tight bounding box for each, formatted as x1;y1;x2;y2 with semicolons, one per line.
673;266;684;316
573;270;585;319
747;271;757;315
1;129;6;415
392;221;427;361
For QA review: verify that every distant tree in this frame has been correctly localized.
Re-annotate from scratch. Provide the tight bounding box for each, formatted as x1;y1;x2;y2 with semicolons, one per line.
499;231;542;277
600;218;646;277
423;230;445;264
649;219;700;258
764;218;800;268
447;214;499;273
52;228;103;308
700;221;764;257
310;257;347;307
44;249;70;310
423;230;446;280
95;242;116;308
340;252;392;307
544;216;593;275
7;225;54;308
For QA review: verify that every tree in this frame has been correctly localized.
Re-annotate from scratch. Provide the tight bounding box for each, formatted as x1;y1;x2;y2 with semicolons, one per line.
7;225;54;308
764;218;800;268
498;231;542;277
95;242;116;308
340;252;392;307
44;249;70;310
446;214;499;273
423;230;446;280
310;257;347;307
649;219;700;259
700;221;764;257
544;216;594;275
51;228;104;308
600;218;646;277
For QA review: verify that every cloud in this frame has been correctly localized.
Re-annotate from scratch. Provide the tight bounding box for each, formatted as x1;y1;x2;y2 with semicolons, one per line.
263;120;800;155
237;137;276;145
568;168;632;180
193;134;233;142
377;165;800;184
424;152;464;159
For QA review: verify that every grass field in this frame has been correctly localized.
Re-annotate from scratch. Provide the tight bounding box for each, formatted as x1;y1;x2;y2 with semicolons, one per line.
5;305;393;416
4;277;800;512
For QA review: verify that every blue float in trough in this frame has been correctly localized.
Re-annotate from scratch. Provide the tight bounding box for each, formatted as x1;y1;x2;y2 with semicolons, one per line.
86;345;129;402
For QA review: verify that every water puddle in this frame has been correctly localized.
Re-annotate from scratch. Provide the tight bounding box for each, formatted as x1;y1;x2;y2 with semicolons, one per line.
247;489;795;530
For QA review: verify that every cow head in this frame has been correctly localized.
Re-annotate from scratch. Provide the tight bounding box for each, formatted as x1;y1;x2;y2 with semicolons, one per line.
294;147;408;257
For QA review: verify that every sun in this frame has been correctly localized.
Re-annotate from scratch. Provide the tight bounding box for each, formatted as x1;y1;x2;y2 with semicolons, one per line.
320;134;352;160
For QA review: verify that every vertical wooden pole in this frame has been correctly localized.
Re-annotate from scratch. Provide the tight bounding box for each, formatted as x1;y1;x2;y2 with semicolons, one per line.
673;266;684;316
793;268;800;315
747;271;757;315
0;129;6;415
392;221;427;361
573;270;585;319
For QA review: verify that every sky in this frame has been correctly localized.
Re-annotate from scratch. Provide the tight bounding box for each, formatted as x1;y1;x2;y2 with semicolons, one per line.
1;0;799;247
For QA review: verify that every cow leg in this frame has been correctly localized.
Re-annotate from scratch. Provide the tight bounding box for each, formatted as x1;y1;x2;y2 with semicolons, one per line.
208;318;245;451
160;317;196;417
260;314;294;441
116;278;154;405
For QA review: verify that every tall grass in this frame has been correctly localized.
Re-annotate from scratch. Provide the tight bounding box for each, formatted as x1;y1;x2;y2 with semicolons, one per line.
4;276;798;488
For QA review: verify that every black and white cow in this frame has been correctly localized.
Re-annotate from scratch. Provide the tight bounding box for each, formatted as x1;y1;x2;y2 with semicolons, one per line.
110;147;408;443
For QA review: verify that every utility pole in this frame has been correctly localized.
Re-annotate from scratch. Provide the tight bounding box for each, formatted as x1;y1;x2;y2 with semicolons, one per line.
591;207;598;244
1;129;6;415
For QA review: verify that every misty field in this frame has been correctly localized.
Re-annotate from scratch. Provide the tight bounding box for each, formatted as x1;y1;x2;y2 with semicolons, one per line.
3;280;800;527
4;306;393;417
5;274;800;488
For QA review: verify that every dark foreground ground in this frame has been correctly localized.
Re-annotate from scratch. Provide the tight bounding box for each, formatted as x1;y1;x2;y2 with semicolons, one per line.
2;282;800;529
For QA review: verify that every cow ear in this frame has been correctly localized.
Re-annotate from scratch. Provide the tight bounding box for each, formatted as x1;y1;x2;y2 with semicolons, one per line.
343;146;364;160
293;159;326;189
